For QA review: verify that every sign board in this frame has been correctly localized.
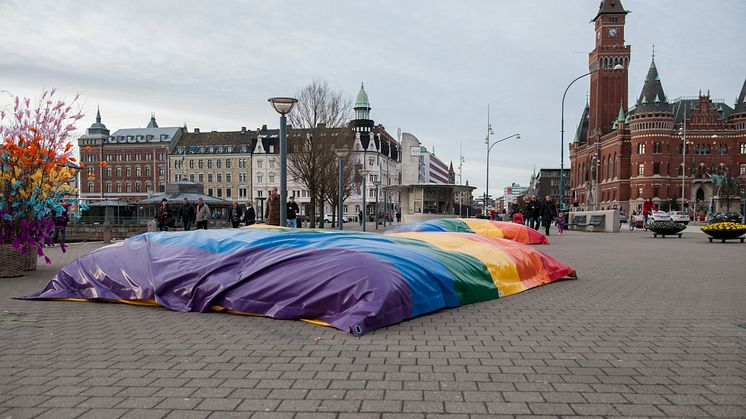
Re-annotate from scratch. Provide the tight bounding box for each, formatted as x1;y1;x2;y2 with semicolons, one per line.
409;146;422;157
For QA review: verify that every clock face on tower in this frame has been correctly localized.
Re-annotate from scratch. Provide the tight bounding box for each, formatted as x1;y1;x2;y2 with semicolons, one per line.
608;28;618;37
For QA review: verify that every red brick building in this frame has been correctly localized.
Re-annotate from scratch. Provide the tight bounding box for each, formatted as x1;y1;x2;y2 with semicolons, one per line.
569;0;746;217
78;113;183;203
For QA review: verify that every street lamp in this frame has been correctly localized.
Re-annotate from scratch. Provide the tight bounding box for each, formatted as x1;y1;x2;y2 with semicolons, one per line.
268;97;298;227
486;133;521;215
559;64;624;211
373;179;381;230
360;169;372;232
335;148;349;230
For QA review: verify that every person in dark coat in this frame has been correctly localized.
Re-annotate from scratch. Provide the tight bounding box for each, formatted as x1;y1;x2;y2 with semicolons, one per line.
177;198;196;231
244;202;256;226
228;201;243;228
539;195;557;236
156;198;172;232
51;205;69;244
526;195;541;230
265;187;281;226
286;196;299;228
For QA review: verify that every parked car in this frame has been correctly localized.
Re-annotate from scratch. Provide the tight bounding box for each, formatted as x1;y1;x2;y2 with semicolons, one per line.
710;212;742;224
649;210;671;222
668;211;690;224
322;214;353;223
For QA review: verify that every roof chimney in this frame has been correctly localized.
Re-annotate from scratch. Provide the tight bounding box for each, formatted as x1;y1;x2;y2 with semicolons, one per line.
194;128;200;133
241;126;246;134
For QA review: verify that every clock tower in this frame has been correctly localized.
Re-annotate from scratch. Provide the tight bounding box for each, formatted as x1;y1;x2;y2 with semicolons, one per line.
588;0;630;140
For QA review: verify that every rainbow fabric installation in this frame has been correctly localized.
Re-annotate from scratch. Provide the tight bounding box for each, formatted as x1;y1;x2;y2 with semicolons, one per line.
386;218;550;245
26;228;574;335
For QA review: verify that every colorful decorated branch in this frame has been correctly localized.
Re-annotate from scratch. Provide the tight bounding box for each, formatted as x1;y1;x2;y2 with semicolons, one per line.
0;89;84;261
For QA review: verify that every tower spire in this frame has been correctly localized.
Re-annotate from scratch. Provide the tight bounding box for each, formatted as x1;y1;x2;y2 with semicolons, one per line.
96;106;101;123
636;53;668;112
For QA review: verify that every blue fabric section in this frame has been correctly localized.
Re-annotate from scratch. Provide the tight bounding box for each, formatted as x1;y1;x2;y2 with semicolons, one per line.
131;229;461;317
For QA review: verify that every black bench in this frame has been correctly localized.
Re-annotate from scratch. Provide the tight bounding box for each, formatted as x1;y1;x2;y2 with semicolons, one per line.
587;214;606;231
571;215;587;229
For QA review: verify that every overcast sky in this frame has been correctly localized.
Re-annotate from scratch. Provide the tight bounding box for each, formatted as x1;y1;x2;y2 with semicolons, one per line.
2;0;744;200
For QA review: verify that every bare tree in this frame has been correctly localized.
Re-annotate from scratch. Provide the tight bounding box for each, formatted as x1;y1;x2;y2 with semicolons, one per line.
287;79;352;228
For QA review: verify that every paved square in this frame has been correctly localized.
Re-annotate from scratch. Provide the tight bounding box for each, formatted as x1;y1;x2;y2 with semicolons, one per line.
1;227;744;418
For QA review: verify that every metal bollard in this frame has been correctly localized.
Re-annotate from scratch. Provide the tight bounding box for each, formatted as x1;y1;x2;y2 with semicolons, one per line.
102;223;112;244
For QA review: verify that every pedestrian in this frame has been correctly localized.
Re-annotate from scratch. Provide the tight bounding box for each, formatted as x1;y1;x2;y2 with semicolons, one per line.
555;212;566;236
195;197;210;230
526;195;541;230
265;187;280;226
51;204;69;244
489;207;496;221
244;202;256;226
177;198;196;231
228;201;243;228
540;195;557;236
156;198;172;232
395;210;401;223
359;209;364;226
286;196;299;228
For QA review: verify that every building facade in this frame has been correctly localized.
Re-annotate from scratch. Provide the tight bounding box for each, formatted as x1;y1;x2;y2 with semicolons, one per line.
502;183;528;211
535;169;570;201
78;113;182;203
569;0;746;216
168;127;255;203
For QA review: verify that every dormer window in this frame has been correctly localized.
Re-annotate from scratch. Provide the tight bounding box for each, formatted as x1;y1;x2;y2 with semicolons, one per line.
160;134;169;140
208;146;214;153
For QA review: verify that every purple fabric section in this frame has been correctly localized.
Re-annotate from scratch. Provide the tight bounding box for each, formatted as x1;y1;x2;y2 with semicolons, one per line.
26;239;413;336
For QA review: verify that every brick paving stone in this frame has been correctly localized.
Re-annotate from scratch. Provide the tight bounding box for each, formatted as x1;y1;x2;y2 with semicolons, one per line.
78;408;127;419
2;234;745;417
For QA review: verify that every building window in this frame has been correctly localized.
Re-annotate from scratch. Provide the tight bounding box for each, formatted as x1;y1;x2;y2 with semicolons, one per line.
226;173;232;182
717;144;728;155
226;159;232;168
106;182;112;193
369;157;375;166
239;173;246;182
189;174;195;182
135;182;141;192
158;153;165;161
208;159;213;169
116;183;122;193
208;188;213;196
87;167;94;175
189;160;195;169
257;190;263;198
198;173;204;183
226;188;232;198
637;143;645;154
145;166;151;177
106;167;112;177
741;143;746;154
269;160;275;169
269;175;275;183
136;167;142;177
159;166;165;176
216;160;222;169
216;173;222;183
239;188;247;198
88;182;94;193
257;174;263;183
637;163;644;176
740;164;746;175
257;160;263;169
216;188;222;198
638;187;643;198
653;143;662;154
198;160;204;169
653;162;660;175
126;183;132;193
269;145;275;153
159;183;165;192
208;173;213;183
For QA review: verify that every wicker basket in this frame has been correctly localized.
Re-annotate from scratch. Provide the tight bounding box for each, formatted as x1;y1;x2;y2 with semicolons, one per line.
0;244;24;278
22;250;38;271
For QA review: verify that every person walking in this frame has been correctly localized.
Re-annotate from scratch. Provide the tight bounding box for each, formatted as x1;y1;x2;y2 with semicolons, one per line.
228;201;243;228
156;198;172;232
51;205;69;244
244;202;256;226
540;195;557;236
359;209;364;226
195;197;210;230
286;196;299;228
555;212;567;236
265;187;280;226
526;195;540;230
177;198;196;231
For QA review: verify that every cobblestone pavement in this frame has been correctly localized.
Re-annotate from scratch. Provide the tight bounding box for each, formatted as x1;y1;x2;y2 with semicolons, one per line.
1;227;744;418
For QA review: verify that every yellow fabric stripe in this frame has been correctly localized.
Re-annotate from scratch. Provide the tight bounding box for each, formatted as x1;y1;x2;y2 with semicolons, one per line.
390;232;526;296
463;219;505;238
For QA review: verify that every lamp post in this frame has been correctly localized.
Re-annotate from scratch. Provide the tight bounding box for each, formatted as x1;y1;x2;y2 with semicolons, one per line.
360;169;371;232
373;179;381;230
335;148;349;230
559;64;624;211
268;97;298;227
486;133;521;214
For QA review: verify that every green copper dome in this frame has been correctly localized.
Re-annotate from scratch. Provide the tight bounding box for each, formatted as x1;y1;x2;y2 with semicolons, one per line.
355;82;370;109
